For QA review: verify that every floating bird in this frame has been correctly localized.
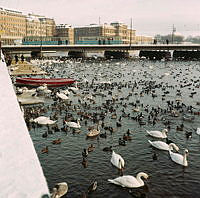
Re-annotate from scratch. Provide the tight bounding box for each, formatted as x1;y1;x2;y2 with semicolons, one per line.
87;181;97;193
65;119;81;129
52;138;62;144
51;182;68;198
56;92;69;100
146;129;168;138
169;148;189;167
111;151;125;170
31;116;56;125
41;146;48;154
103;146;112;152
148;140;179;151
108;172;149;188
88;144;95;152
196;128;200;136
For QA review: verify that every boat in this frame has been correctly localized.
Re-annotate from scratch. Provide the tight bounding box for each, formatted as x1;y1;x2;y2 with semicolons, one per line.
15;77;76;87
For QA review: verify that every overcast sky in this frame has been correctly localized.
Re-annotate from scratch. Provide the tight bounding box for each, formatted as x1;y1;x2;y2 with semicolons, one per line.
1;0;200;37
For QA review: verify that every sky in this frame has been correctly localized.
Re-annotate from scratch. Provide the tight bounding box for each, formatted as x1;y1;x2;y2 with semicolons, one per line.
1;0;200;37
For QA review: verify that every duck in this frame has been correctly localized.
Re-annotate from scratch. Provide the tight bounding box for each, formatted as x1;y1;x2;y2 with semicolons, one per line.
87;181;97;193
111;151;125;170
65;119;81;129
82;158;88;168
146;128;168;138
169;147;189;167
88;144;95;152
87;125;100;138
123;133;132;141
103;146;112;152
185;131;192;139
82;148;88;158
41;146;48;154
148;140;179;151
108;172;149;188
52;138;62;144
51;182;68;198
99;132;107;138
152;152;158;160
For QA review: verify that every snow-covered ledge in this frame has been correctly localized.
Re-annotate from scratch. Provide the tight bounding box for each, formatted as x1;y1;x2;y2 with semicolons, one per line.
0;51;49;197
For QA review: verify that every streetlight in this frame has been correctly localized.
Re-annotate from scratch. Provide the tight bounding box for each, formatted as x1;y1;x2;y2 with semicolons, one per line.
171;24;176;44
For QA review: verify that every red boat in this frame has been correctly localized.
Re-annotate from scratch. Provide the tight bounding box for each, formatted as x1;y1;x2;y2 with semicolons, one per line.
15;77;76;87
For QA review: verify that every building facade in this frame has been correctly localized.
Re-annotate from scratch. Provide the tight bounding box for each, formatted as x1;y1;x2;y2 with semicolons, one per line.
74;22;139;45
0;7;26;45
55;24;74;44
0;7;56;45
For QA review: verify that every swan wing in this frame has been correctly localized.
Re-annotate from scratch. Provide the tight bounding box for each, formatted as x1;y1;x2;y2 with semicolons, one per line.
111;151;125;168
196;128;200;135
169;151;187;166
148;140;169;150
147;130;166;138
65;121;80;128
56;92;69;100
108;176;141;188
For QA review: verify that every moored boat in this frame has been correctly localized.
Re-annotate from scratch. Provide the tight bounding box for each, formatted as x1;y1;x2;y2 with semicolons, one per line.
15;77;76;87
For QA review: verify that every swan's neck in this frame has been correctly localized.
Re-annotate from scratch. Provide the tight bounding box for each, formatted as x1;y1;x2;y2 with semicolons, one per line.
136;173;145;185
162;131;166;137
183;153;188;166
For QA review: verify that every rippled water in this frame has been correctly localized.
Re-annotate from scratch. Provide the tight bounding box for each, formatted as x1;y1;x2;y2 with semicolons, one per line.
26;59;200;198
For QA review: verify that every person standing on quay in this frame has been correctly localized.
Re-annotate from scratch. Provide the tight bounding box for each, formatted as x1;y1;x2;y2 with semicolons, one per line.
15;54;18;64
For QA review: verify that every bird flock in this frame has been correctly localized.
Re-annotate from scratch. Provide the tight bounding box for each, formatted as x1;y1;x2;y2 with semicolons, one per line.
13;57;200;198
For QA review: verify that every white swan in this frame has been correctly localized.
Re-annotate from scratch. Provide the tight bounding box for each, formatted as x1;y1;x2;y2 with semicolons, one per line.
65;119;81;129
148;140;179;151
146;129;168;138
68;81;79;92
31;116;56;125
196;128;200;135
37;84;48;91
61;89;70;95
51;182;68;198
169;147;189;167
110;151;125;169
108;172;148;188
56;92;69;100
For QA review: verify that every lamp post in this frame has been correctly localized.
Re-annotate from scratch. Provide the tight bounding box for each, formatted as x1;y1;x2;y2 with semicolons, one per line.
40;20;42;58
129;18;133;48
172;24;176;44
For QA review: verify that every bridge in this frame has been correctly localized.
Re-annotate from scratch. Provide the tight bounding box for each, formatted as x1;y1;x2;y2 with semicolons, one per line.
2;44;200;59
2;44;200;52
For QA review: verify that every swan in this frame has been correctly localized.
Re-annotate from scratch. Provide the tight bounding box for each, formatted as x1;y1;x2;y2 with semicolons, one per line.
108;172;148;188
36;84;48;91
61;89;70;95
31;116;56;125
196;128;200;135
169;147;189;167
68;81;79;92
111;151;125;169
56;92;69;100
51;182;68;198
65;119;81;129
148;140;179;151
146;128;168;138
